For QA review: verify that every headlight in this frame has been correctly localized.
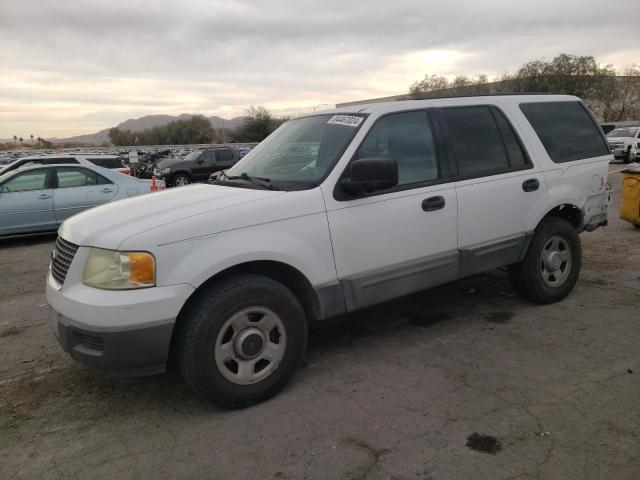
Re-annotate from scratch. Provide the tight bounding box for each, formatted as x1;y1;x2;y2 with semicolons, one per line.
83;248;155;290
161;167;171;174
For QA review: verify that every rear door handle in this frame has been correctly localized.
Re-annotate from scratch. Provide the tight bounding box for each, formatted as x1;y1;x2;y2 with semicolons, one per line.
522;179;540;192
37;194;51;199
422;196;446;212
101;188;114;193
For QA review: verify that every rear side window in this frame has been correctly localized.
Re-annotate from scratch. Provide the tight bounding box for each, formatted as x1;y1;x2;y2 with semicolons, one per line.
520;101;610;162
56;167;98;188
354;110;438;186
216;149;235;162
443;106;527;177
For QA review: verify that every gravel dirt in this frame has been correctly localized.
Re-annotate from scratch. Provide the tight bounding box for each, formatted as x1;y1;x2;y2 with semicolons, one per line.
1;164;639;479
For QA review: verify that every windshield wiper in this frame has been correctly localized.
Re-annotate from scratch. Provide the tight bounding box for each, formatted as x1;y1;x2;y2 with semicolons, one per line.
223;172;276;190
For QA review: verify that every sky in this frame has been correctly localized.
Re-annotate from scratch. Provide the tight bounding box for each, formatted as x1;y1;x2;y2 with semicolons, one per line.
1;0;639;139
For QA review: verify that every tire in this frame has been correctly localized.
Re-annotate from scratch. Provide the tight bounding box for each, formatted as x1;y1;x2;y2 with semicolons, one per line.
624;146;631;164
171;173;191;187
176;274;308;408
509;217;582;304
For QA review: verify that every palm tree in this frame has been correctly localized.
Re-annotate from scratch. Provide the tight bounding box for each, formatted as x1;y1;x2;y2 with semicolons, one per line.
19;137;23;145
30;134;34;144
13;135;17;144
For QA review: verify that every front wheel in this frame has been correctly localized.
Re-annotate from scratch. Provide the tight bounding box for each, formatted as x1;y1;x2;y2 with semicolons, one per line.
171;173;191;187
509;217;582;304
176;274;308;408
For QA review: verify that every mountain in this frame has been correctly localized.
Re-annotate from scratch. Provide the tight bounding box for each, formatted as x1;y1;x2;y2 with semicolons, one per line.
48;114;247;145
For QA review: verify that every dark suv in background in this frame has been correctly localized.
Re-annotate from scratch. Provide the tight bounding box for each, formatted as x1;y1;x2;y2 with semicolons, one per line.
154;147;240;187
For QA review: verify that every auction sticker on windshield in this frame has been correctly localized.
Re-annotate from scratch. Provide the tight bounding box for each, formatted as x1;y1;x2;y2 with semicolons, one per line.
326;115;364;127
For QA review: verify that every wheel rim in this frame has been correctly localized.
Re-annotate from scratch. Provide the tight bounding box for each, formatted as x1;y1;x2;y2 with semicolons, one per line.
174;175;189;186
540;235;572;287
214;307;287;385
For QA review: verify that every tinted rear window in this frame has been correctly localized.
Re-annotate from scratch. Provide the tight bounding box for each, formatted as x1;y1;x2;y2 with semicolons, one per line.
520;101;609;162
86;158;123;169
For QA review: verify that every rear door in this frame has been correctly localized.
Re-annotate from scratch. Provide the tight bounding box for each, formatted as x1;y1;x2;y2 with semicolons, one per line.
52;167;119;221
0;168;56;234
437;104;547;277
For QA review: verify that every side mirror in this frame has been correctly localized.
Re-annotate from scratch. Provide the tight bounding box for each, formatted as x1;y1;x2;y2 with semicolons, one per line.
340;157;398;196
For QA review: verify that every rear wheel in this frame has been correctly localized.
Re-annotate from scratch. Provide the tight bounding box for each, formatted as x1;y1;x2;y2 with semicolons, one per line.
177;274;308;408
509;217;581;303
172;173;191;187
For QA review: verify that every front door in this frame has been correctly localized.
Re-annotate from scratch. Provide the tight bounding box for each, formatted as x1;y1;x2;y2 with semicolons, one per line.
0;168;56;234
192;151;216;180
323;109;459;311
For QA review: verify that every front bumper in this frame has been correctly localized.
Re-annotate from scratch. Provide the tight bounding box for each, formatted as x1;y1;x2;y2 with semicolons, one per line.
52;310;174;376
46;265;194;376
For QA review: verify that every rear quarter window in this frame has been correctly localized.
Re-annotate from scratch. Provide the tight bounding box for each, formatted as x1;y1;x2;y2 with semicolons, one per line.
520;101;610;163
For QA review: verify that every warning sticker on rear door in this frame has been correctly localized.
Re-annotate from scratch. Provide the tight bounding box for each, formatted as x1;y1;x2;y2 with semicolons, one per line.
326;115;364;127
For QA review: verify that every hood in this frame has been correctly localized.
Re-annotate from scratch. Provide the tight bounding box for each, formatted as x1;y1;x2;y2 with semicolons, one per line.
59;184;287;249
155;156;189;169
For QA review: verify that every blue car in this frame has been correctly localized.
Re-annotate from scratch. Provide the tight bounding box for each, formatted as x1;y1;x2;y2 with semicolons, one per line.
0;163;163;236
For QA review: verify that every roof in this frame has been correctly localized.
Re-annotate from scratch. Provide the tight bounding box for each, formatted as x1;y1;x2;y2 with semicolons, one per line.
313;94;580;118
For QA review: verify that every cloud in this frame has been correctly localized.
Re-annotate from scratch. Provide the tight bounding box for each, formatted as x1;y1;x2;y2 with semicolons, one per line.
0;0;638;137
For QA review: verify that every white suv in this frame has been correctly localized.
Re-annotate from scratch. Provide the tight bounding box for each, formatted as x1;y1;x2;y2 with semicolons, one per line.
46;95;612;407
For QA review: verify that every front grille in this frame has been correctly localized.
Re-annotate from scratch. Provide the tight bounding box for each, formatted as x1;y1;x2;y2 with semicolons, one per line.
51;236;79;285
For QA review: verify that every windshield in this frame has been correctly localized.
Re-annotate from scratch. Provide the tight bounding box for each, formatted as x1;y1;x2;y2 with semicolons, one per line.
184;151;202;161
224;114;365;189
607;128;638;138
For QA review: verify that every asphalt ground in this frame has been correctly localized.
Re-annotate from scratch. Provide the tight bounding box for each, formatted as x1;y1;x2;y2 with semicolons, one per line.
1;164;638;479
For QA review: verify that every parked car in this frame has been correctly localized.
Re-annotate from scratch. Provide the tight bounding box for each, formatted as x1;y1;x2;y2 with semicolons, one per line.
0;164;162;236
606;127;640;163
0;154;130;176
153;147;240;187
47;95;611;408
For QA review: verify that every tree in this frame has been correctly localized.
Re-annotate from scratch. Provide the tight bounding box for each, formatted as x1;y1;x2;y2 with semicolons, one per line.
409;74;450;97
30;134;34;144
108;115;215;146
19;137;23;145
408;53;640;121
233;105;275;142
13;135;17;144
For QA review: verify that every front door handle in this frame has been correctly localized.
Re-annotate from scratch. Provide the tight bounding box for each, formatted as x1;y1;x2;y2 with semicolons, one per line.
522;179;540;192
101;188;114;193
37;194;51;199
422;196;446;212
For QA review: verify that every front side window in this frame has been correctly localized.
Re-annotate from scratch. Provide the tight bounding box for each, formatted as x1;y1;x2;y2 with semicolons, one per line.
225;114;365;189
443;106;511;177
1;170;48;192
353;110;438;186
520;101;610;162
56;167;98;188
